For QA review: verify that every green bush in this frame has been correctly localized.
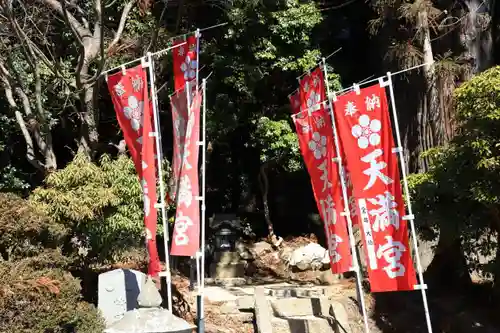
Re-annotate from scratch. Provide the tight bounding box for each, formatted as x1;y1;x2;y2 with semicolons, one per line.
30;153;160;264
0;259;105;333
0;192;69;262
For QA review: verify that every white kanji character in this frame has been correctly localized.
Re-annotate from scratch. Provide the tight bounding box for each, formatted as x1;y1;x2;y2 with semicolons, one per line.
328;233;343;263
132;75;143;92
303;81;310;93
361;149;393;190
315;115;325;129
114;82;126;97
320;195;336;225
345;101;357;117
174;212;193;246
367;191;399;232
180;140;192;170
178;46;185;57
312;74;320;88
365;94;381;111
318;160;332;192
177;175;193;207
302;124;310;134
376;236;406;278
141;178;150;217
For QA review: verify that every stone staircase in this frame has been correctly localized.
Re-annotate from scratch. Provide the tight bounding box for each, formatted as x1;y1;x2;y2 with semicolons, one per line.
254;286;351;333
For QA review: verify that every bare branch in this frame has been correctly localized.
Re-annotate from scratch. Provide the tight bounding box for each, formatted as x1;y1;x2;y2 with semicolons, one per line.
40;0;90;41
106;0;136;53
0;62;44;170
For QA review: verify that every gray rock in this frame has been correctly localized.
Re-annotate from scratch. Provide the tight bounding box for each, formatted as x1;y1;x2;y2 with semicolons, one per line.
137;276;162;308
250;241;273;257
103;308;195;333
98;268;146;326
289;243;329;271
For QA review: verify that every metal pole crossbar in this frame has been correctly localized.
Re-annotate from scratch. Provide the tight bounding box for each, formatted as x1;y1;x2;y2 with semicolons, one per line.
147;52;173;312
322;58;370;333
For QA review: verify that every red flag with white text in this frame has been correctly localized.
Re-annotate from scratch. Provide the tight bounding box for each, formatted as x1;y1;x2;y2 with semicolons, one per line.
298;67;327;113
332;84;417;292
107;65;161;277
170;89;202;257
169;89;189;204
172;35;198;92
292;106;352;274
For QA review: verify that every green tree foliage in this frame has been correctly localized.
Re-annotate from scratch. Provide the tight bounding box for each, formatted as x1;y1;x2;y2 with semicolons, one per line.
408;66;500;284
30;153;153;264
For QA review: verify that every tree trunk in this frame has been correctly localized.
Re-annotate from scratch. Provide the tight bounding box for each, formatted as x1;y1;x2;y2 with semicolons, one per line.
258;164;282;247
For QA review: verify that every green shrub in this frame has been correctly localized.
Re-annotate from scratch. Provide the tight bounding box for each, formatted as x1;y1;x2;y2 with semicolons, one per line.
0;259;104;333
30;153;146;264
30;153;172;265
0;192;69;262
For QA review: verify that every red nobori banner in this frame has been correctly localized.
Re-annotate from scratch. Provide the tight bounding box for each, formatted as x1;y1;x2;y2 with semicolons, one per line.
169;88;189;204
172;35;198;91
298;67;327;113
170;88;202;257
293;106;352;274
107;65;161;277
289;90;301;114
332;83;417;292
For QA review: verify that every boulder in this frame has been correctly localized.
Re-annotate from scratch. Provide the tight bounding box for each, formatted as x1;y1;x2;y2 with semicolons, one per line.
289;243;329;271
250;241;273;257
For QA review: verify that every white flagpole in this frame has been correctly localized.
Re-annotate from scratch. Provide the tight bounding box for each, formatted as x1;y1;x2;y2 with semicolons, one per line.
195;29;201;91
146;52;173;312
383;72;433;333
322;58;370;333
196;78;207;333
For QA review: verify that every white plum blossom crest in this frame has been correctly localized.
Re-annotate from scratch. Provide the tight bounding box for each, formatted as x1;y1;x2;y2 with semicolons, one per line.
180;55;197;81
351;114;382;149
306;91;321;112
308;132;327;159
123;96;144;131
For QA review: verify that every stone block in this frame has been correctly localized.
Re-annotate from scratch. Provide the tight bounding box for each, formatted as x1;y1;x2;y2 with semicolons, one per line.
213;251;242;265
270;297;331;318
209;262;245;279
271;316;336;333
254;287;273;333
98;268;146;327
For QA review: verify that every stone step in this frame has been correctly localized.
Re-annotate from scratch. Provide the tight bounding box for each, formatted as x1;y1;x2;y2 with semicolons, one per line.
265;286;327;298
271;316;336;333
270;297;331;317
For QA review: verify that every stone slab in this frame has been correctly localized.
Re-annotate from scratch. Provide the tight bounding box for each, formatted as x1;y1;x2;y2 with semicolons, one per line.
271;316;336;333
202;286;238;302
254;287;273;333
98;268;146;326
271;297;331;318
